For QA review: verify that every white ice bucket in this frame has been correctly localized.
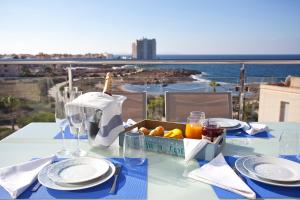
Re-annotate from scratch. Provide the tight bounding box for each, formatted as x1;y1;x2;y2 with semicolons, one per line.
65;92;126;147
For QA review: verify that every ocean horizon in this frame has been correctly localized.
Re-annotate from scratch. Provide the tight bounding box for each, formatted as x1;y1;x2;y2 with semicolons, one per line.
121;54;300;94
2;54;300;94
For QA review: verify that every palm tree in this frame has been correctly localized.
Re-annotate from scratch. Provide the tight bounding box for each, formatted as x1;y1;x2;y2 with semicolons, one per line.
1;96;20;130
209;81;221;92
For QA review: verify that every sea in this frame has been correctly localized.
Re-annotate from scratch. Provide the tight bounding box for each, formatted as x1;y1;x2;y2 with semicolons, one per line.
121;54;300;94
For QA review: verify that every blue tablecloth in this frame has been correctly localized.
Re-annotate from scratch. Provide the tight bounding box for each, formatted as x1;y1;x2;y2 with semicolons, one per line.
54;126;88;139
226;129;274;138
198;155;300;199
0;158;147;199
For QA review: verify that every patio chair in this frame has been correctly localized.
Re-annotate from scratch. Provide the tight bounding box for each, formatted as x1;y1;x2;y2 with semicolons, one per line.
165;92;232;122
115;92;147;122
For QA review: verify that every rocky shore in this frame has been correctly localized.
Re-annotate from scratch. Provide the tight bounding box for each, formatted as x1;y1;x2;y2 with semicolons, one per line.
116;68;200;85
70;65;201;92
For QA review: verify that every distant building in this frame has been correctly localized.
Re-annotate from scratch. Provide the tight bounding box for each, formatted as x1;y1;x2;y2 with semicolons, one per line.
132;43;137;59
132;38;156;60
0;65;22;77
103;53;113;59
259;76;300;122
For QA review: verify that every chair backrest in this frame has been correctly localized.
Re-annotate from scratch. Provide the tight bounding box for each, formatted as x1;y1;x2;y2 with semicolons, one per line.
165;92;232;122
115;92;147;122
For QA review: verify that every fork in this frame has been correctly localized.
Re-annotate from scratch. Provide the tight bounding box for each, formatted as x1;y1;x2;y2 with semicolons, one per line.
31;181;41;192
109;164;122;194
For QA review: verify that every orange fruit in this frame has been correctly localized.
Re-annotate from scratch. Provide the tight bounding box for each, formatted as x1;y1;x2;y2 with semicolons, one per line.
154;126;164;136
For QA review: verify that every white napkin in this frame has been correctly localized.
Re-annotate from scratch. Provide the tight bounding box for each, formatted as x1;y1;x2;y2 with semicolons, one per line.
187;153;256;199
123;118;137;128
243;123;268;135
0;155;56;199
183;138;208;162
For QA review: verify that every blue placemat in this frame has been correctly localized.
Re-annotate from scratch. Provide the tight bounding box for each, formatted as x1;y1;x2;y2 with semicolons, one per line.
0;158;147;199
198;155;300;199
54;125;88;139
226;129;274;138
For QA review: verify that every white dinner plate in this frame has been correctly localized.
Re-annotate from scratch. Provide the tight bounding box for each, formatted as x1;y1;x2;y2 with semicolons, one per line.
38;159;115;190
235;156;300;187
243;156;300;182
207;118;241;129
47;157;110;184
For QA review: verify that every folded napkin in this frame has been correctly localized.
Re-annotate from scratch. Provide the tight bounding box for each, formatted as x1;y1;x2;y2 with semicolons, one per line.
187;153;256;199
0;155;56;199
183;138;208;162
123;118;137;128
65;92;126;147
243;123;268;135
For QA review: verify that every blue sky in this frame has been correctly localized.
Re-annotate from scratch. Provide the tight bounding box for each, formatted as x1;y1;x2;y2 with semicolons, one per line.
0;0;300;54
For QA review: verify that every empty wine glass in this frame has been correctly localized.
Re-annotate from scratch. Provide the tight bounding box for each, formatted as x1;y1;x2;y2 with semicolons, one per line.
55;90;69;156
66;104;87;157
123;131;145;167
66;89;82;135
279;131;300;160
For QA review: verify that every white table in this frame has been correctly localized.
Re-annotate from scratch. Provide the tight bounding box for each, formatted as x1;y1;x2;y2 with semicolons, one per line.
0;122;299;200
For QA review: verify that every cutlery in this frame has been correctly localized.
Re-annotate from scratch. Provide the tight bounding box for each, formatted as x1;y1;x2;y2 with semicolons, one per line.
246;122;252;130
109;164;122;194
31;181;41;192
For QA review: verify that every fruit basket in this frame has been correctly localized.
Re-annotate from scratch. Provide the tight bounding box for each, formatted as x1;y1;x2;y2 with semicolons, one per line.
119;120;225;161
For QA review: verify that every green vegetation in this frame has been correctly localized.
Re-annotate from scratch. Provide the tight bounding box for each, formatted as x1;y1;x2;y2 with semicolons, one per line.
147;95;164;120
0;96;20;130
20;66;33;77
0;127;13;140
17;111;55;128
0;78;56;132
244;101;259;122
209;81;221;92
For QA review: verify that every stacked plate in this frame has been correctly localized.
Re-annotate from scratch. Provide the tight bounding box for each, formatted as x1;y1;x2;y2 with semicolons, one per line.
207;118;246;130
235;155;300;187
38;157;116;190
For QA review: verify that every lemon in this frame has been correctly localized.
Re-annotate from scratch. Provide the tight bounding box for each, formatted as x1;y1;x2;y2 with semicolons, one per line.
172;129;182;135
164;129;183;139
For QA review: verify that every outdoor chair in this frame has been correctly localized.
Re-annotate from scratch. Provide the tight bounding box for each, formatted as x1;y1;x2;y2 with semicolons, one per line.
165;91;232;122
115;92;147;122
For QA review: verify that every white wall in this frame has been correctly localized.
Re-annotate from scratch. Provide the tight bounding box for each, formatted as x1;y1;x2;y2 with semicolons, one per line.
259;85;300;122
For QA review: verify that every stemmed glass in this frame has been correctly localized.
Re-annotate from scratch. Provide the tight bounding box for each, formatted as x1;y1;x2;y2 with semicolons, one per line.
66;103;87;157
55;90;69;156
279;131;300;160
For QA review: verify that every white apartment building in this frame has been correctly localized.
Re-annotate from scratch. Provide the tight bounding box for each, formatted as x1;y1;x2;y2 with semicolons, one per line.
259;76;300;122
132;38;156;60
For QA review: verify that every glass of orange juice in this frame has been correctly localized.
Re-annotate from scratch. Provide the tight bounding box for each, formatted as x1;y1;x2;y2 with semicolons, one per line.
185;116;203;139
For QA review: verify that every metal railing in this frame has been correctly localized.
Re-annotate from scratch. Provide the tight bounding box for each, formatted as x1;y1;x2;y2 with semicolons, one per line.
0;59;299;127
1;59;300;65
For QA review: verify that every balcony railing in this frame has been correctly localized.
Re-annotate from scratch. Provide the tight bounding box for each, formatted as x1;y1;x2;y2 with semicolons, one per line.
0;59;299;138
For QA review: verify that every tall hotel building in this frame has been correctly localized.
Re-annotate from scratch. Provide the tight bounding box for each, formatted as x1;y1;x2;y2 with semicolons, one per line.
132;38;156;60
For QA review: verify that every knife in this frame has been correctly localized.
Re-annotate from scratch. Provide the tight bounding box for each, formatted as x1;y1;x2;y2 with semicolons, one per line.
109;164;122;194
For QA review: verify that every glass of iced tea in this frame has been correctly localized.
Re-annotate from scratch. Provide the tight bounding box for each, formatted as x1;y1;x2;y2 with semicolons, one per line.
202;120;224;142
185;116;203;139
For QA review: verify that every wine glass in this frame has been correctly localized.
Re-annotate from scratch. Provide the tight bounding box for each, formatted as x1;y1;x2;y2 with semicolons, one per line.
66;104;87;157
55;90;69;156
123;131;145;167
279;131;300;160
